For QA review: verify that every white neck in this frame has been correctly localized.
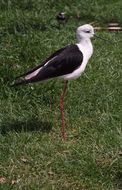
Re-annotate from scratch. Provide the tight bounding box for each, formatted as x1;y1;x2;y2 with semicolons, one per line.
77;37;93;60
77;36;91;45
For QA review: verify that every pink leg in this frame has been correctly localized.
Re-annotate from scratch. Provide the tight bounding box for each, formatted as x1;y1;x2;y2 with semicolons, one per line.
60;81;68;140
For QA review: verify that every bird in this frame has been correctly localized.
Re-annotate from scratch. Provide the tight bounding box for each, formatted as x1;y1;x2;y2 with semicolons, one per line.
56;12;69;26
12;24;96;140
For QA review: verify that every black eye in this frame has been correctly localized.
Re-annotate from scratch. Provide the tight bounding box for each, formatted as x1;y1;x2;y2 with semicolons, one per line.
85;30;90;33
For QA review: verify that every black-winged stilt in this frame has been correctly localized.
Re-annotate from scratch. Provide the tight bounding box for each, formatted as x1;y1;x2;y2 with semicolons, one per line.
12;24;102;140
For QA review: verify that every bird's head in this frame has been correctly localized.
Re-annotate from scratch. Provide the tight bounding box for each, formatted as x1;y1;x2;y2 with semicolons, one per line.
76;24;112;44
76;24;95;41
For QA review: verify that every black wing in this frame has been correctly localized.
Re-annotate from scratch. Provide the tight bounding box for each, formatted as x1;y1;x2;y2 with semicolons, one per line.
15;46;66;79
12;44;83;86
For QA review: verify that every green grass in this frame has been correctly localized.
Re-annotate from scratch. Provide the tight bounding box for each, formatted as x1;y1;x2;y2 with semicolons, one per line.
0;0;122;189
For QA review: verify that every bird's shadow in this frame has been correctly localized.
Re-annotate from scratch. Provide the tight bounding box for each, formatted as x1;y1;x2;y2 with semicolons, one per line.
1;118;52;135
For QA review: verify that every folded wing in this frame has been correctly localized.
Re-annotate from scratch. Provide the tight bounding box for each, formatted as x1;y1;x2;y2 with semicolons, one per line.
12;44;83;86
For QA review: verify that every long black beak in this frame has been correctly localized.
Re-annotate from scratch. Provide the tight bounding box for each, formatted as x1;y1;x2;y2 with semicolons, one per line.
94;34;112;44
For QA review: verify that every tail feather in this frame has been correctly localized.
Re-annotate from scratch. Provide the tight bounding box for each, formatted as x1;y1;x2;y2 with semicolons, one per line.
11;64;44;87
10;79;28;87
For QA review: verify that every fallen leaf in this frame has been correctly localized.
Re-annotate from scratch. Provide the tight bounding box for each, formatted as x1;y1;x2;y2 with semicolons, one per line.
0;177;6;184
11;179;20;185
118;150;122;156
21;158;29;163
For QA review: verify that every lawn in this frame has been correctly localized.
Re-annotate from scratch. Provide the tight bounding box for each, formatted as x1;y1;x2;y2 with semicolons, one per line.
0;0;122;189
